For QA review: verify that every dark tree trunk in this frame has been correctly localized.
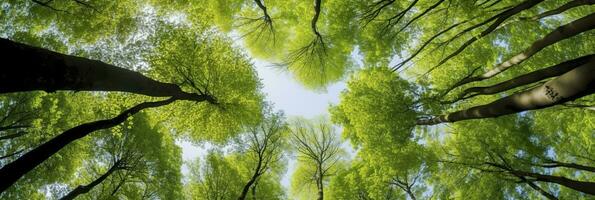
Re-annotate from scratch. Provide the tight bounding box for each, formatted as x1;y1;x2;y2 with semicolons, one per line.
0;38;205;101
512;170;595;195
238;153;264;200
0;97;187;192
522;0;595;21
418;60;595;125
59;161;120;200
456;54;594;101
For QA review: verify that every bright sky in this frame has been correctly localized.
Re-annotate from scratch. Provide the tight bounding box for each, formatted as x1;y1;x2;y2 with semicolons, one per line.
178;56;349;193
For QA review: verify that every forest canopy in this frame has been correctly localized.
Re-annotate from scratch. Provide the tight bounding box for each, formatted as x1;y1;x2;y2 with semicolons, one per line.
1;0;594;199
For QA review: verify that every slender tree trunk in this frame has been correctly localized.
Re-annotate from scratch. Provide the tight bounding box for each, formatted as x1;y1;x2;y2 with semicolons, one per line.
0;38;203;101
417;60;595;125
405;189;416;200
0;97;185;192
317;163;324;200
0;131;27;140
455;54;594;101
521;0;595;21
238;153;264;200
512;170;595;195
539;161;595;173
59;162;120;200
251;181;257;200
448;12;595;91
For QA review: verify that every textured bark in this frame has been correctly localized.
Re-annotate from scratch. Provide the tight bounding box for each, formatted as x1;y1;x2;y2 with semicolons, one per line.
455;54;594;101
417;60;595;125
0;38;208;102
448;12;595;91
0;97;185;192
59;161;120;200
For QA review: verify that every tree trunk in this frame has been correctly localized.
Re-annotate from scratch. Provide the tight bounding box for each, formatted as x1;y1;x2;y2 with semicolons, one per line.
417;59;595;125
449;12;595;91
59;161;120;200
0;97;183;192
405;188;416;200
238;153;264;200
0;131;27;141
539;161;595;173
0;38;204;101
456;54;594;101
522;0;595;21
512;170;595;195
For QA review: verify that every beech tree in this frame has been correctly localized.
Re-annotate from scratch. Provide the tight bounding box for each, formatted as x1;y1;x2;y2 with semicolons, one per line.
290;118;344;200
2;0;594;199
237;108;287;200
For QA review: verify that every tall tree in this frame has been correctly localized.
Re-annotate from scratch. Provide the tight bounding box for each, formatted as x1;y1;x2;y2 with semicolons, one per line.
0;38;213;103
237;109;287;200
290;118;343;200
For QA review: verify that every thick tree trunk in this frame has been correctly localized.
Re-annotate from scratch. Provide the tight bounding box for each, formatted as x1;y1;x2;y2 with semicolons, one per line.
417;60;595;125
59;161;120;200
0;97;185;192
455;54;594;101
449;12;595;91
512;170;595;195
0;38;204;101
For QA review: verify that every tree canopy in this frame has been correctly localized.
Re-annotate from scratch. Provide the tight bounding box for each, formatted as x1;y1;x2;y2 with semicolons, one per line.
1;0;593;199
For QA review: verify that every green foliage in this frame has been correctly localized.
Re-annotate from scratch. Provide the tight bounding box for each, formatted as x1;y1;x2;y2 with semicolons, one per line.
149;27;264;143
331;67;417;147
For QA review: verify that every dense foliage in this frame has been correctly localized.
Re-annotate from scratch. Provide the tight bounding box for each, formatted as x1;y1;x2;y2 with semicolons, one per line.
1;0;593;199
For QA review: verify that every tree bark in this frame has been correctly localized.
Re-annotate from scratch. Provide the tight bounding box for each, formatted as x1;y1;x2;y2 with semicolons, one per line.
0;38;207;102
59;161;120;200
448;12;595;91
417;59;595;125
455;54;594;101
512;170;595;195
0;97;185;192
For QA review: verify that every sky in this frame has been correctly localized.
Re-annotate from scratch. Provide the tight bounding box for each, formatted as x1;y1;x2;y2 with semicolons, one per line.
178;57;349;192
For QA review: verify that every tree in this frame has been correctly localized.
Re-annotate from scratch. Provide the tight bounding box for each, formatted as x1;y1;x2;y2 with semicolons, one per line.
1;9;264;195
185;151;244;200
0;97;180;191
237;108;287;200
0;38;213;103
290;118;343;200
